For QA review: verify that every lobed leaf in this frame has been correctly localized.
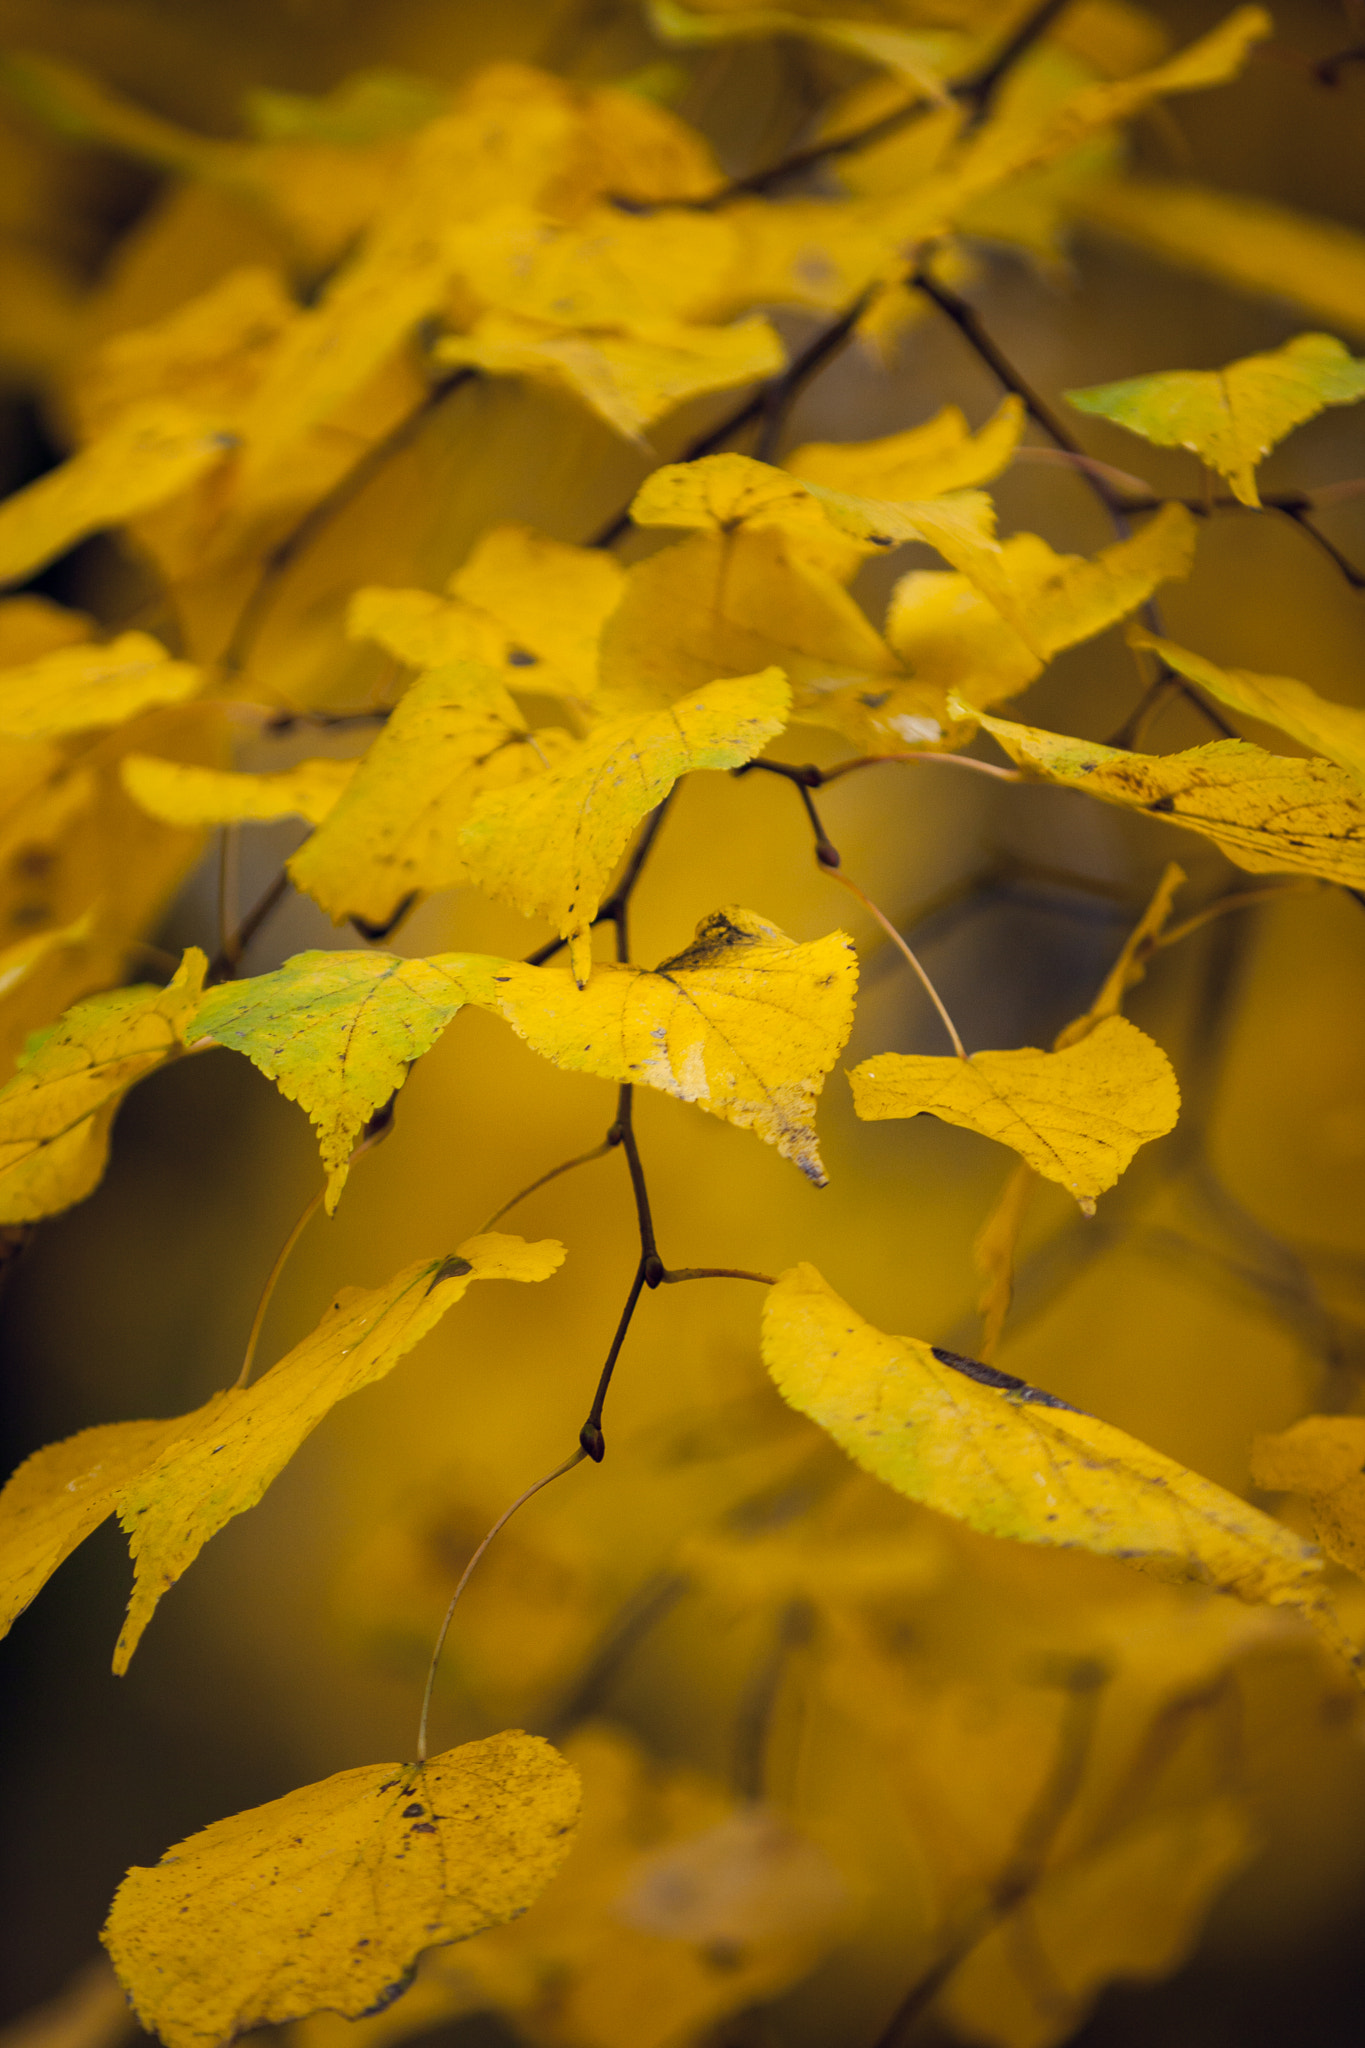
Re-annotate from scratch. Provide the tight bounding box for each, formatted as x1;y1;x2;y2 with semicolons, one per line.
189;951;470;1208
1129;631;1365;785
0;948;206;1223
1066;332;1365;507
0;1240;563;1661
850;1015;1179;1207
122;755;357;828
102;1731;580;2048
761;1264;1344;1644
458;669;791;981
0;633;201;738
437;907;858;1184
967;702;1365;887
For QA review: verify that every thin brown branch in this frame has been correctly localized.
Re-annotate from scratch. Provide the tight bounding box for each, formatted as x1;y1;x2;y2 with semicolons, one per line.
207;867;291;982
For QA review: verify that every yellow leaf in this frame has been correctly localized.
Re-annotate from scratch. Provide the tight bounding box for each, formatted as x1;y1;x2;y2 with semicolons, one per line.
288;665;567;929
0;948;207;1223
886;504;1197;713
1129;630;1365;785
0;1240;561;1661
1066;332;1365;507
439;907;858;1184
761;1263;1338;1634
967;703;1365;887
0;594;93;664
435;311;785;441
121;753;357;829
0;908;97;1006
102;1731;580;2048
850;1013;1179;1206
1070;178;1365;343
347;586;508;673
579;81;723;205
0;401;231;587
646;0;963;97
188;951;471;1207
449;523;625;704
1251;1415;1365;1579
243;69;451;146
0;633;202;738
940;1798;1257;2048
786;396;1025;502
458;670;791;980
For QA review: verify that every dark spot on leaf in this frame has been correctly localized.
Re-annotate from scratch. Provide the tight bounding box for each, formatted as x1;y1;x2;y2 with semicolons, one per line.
410;1821;437;1834
402;1803;425;1818
507;646;537;666
1147;794;1176;814
931;1346;1080;1411
859;690;891;709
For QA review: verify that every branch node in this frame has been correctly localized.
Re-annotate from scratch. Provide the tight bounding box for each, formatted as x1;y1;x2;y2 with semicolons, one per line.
580;1419;606;1462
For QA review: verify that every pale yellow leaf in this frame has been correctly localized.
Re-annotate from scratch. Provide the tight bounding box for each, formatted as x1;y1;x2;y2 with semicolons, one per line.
1129;631;1365;785
0;402;231;587
786;396;1025;502
1251;1416;1365;1579
288;666;567;928
850;1013;1179;1205
102;1732;579;2048
761;1263;1340;1637
1067;332;1365;506
188;951;471;1207
967;702;1365;887
436;907;858;1183
0;948;206;1223
458;670;791;978
121;754;357;829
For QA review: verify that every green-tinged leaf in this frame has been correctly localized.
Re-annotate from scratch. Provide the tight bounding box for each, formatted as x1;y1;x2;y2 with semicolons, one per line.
0;948;207;1223
435;907;858;1184
1066;333;1365;507
102;1731;580;2048
966;702;1365;886
0;1240;563;1661
646;0;963;97
850;1014;1179;1207
1252;1416;1365;1579
786;396;1025;502
0;402;232;588
188;952;470;1208
886;504;1197;711
122;755;357;828
1071;179;1365;343
435;313;785;441
288;665;569;928
0;633;201;738
761;1264;1344;1645
459;670;791;980
1129;631;1365;785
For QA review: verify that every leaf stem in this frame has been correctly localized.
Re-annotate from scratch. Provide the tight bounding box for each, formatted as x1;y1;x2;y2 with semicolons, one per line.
829;867;968;1059
661;1266;777;1285
1157;879;1321;949
232;1185;327;1392
415;1445;587;1762
478;1137;617;1233
207;867;291;983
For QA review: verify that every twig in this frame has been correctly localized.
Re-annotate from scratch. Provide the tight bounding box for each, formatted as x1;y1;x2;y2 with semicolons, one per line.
1157;879;1320;949
661;1266;777;1284
233;1185;326;1391
416;1446;588;1761
207;867;291;982
479;1137;617;1233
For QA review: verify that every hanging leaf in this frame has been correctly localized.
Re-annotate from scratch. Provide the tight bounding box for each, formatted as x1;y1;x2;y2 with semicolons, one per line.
1251;1416;1365;1579
0;1239;562;1660
1065;332;1365;507
288;665;570;929
188;951;471;1207
965;703;1365;887
0;948;207;1223
849;1014;1179;1208
0;633;202;739
786;396;1025;502
1128;631;1365;785
459;669;791;981
122;755;358;828
438;907;858;1184
760;1264;1347;1652
102;1730;580;2048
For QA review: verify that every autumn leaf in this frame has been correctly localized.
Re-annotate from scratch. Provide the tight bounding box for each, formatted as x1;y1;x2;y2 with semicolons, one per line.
0;402;231;586
458;669;791;980
122;754;357;828
347;585;507;673
0;948;206;1223
761;1264;1344;1644
786;396;1025;502
1066;332;1365;507
849;1014;1179;1207
0;632;201;738
1251;1416;1365;1579
965;702;1365;887
1129;630;1365;785
188;951;470;1208
102;1730;580;2048
447;524;625;705
438;907;858;1184
288;665;568;929
0;1239;562;1658
647;0;963;98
